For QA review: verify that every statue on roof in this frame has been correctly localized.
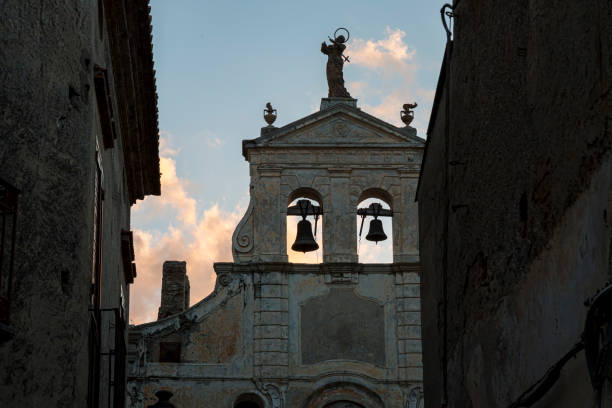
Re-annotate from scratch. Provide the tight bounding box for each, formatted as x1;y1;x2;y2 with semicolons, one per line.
321;28;352;98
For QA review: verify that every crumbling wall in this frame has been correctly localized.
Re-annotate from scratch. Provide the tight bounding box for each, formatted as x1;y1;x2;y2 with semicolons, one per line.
419;0;612;406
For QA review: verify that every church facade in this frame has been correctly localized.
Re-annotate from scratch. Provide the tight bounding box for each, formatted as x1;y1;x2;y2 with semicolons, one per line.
127;97;425;407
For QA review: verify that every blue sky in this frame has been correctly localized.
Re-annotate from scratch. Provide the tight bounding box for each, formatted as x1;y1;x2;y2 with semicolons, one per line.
129;1;447;323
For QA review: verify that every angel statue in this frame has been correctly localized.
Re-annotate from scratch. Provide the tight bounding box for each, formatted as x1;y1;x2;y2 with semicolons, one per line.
321;28;351;98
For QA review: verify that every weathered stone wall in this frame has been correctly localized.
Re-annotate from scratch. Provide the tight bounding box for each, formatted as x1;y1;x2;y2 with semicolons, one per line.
0;1;157;406
127;263;424;407
158;261;190;319
0;2;101;406
419;0;612;406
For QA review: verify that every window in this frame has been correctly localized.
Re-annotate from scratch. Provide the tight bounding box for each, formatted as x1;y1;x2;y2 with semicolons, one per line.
159;342;181;363
93;66;116;148
0;178;19;328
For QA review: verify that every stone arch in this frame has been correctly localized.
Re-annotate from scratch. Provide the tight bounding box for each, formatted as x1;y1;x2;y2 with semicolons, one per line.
288;187;324;208
357;187;393;209
301;382;384;408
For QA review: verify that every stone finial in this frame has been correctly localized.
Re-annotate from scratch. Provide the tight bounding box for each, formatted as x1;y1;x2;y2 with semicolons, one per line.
401;102;418;126
158;261;189;319
263;102;277;126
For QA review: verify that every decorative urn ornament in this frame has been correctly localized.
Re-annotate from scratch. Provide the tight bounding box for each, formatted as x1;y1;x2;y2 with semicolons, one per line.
263;102;277;126
400;102;418;126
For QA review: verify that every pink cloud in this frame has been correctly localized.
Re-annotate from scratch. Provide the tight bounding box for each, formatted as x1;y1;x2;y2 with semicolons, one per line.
346;27;435;136
348;27;416;73
129;134;244;324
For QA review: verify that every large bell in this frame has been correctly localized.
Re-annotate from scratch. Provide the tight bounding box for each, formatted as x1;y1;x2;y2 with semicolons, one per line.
291;219;319;253
365;218;387;243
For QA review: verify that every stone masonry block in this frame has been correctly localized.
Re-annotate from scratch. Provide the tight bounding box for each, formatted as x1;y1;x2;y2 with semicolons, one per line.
397;325;422;340
397;311;421;325
254;338;288;353
255;365;288;378
397;339;422;352
254;351;289;366
398;353;423;367
260;298;288;311
254;325;289;339
395;271;420;284
397;284;420;298
396;298;421;312
256;311;288;325
260;284;288;298
397;324;421;339
398;367;423;381
260;271;284;284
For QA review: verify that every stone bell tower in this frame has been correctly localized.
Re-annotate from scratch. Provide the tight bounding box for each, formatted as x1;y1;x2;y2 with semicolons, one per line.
127;30;425;408
232;97;422;265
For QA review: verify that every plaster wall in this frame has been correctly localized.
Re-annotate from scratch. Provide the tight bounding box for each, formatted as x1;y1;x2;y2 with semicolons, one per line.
418;0;612;406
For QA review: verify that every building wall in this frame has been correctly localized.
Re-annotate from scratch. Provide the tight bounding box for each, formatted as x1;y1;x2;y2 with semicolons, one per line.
128;263;424;408
418;0;612;406
0;1;158;406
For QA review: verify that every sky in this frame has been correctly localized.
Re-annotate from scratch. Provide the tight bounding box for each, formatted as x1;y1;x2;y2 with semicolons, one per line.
129;0;447;324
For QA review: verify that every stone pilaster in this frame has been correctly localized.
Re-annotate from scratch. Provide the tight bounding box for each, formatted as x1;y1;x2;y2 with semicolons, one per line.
395;266;423;381
253;264;289;379
324;168;357;263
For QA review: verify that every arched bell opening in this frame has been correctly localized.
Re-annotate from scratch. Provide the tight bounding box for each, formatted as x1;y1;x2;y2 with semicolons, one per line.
356;190;393;264
287;188;323;264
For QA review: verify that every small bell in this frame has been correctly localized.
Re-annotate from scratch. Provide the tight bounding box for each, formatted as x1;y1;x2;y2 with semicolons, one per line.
291;219;319;253
365;218;387;243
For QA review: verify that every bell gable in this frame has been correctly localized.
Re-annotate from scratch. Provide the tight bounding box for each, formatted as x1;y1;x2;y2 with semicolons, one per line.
243;102;424;158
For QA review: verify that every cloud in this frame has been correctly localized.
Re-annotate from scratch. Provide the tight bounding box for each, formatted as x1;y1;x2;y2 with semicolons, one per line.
159;131;180;157
205;136;224;149
348;27;416;73
130;134;243;324
197;130;225;149
345;27;435;136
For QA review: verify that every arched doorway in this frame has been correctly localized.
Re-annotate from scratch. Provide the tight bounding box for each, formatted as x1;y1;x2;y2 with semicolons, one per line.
324;401;365;408
302;381;384;408
234;393;265;408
